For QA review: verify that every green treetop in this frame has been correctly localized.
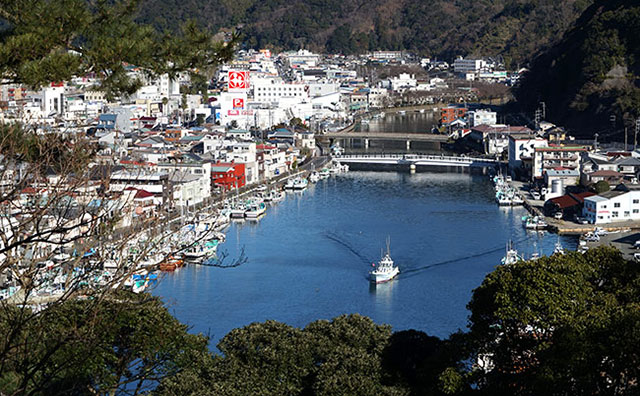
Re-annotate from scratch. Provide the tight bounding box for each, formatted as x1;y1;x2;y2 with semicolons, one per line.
0;0;237;99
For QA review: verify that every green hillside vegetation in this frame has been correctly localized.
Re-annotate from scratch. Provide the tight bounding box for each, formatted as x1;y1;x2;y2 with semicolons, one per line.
136;0;592;67
516;0;640;136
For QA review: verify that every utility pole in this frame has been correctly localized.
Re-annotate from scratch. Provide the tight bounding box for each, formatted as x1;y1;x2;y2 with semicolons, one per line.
625;126;628;151
594;133;599;151
635;118;640;151
540;101;546;120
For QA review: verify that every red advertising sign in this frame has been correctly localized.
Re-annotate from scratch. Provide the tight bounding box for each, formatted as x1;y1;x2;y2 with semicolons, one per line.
228;71;249;91
232;98;245;109
227;110;240;116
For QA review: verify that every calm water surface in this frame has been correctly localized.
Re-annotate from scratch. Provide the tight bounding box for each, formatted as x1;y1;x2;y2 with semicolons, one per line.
153;172;577;347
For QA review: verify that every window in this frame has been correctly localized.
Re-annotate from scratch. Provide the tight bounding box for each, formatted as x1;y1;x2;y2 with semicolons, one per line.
602;205;607;209
634;209;639;214
633;199;639;204
625;211;630;217
614;203;621;208
612;211;619;217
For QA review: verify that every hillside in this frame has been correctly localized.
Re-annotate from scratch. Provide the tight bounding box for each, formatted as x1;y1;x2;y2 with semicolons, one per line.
136;0;592;67
516;0;640;137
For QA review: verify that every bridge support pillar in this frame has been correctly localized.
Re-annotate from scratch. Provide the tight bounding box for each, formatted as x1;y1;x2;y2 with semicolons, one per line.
364;138;369;149
406;140;411;150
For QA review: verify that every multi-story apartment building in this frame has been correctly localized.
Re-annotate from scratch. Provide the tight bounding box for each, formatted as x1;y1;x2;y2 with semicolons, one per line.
532;146;589;179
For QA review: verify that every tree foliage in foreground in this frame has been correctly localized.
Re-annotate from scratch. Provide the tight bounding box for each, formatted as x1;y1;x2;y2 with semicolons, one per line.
0;292;209;395
155;247;640;396
465;246;640;395
155;314;463;396
1;247;638;395
0;0;237;98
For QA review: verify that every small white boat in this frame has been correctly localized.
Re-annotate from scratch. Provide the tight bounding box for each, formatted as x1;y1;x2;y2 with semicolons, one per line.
245;201;266;218
369;238;399;284
284;179;296;190
308;171;320;183
319;169;331;179
522;215;547;230
553;240;565;255
183;239;220;262
501;241;523;265
230;203;247;218
255;185;268;192
286;177;308;191
496;195;512;206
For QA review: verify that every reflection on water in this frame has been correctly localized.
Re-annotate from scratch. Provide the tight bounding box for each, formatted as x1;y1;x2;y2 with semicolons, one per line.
356;112;438;134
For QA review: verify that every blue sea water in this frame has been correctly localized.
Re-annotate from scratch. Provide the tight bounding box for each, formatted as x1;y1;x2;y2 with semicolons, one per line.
152;171;577;348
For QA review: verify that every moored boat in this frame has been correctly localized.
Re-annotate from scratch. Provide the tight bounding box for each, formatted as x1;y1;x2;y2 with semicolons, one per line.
501;241;523;265
245;201;267;218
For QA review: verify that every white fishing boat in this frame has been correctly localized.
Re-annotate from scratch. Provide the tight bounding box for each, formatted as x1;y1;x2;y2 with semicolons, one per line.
269;190;284;202
511;194;524;205
308;171;320;183
553;240;565;255
245;201;267;218
183;239;220;262
319;169;331;179
284;178;296;190
496;194;512;206
522;215;547;230
501;241;523;265
230;202;247;218
369;238;399;284
292;177;308;190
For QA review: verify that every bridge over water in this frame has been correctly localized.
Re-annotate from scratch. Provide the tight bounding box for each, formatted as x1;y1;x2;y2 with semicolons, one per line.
334;153;500;169
322;131;448;150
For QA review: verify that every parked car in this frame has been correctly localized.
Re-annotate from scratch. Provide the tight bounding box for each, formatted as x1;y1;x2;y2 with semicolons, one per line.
574;215;589;224
530;191;541;200
634;252;640;262
633;240;640;249
553;212;563;219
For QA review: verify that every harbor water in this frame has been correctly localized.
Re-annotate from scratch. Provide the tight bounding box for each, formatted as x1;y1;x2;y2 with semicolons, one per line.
153;171;578;348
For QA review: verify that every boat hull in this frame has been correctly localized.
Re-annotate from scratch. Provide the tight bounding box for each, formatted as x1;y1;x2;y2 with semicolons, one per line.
370;267;399;284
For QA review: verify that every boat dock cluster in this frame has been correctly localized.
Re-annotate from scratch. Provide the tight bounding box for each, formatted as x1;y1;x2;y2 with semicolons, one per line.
492;174;525;206
1;161;351;302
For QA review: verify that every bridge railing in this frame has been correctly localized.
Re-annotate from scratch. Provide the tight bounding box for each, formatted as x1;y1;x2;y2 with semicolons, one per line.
334;153;498;163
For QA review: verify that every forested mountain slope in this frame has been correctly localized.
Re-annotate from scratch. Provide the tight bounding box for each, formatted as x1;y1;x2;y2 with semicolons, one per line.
516;0;640;136
137;0;592;67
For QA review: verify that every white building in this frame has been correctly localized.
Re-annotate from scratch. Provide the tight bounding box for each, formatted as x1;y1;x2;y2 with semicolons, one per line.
225;142;259;184
533;146;589;179
42;84;65;115
583;185;640;224
252;78;308;103
367;88;389;109
388;73;417;92
508;134;548;178
467;109;497;127
453;58;487;74
168;171;208;208
156;161;212;201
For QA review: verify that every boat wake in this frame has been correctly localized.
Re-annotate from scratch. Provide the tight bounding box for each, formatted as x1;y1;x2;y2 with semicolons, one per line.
324;231;374;266
400;236;531;279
